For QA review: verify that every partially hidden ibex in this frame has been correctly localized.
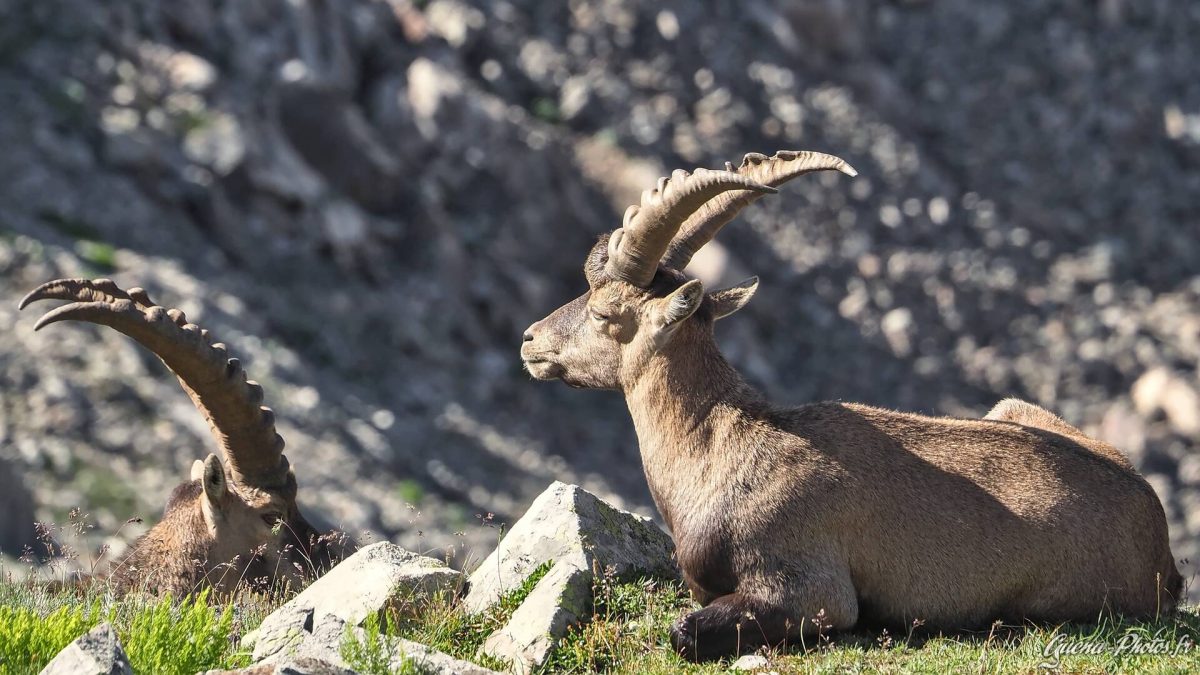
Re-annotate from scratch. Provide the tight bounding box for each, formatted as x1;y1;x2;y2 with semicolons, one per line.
20;279;347;596
520;151;1182;660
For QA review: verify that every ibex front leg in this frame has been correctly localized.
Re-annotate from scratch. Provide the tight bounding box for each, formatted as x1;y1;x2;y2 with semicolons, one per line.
670;565;859;661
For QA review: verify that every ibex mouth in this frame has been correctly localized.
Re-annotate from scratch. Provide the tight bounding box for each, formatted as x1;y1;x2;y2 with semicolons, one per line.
523;358;565;381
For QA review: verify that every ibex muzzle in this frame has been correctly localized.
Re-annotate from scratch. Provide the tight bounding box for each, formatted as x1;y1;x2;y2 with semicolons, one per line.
522;151;1182;661
21;279;348;596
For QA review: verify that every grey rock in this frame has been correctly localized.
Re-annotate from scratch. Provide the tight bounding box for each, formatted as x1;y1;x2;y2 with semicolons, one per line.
465;482;676;672
252;542;463;662
274;615;352;669
388;636;501;675
478;559;592;673
253;538;458;658
281;614;498;675
245;604;314;663
465;482;676;612
38;623;131;675
731;653;770;671
199;656;357;675
244;547;494;673
277;660;358;675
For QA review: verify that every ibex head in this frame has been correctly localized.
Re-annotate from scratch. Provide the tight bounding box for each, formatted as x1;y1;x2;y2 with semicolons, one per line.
178;451;317;590
20;279;342;595
522;151;855;390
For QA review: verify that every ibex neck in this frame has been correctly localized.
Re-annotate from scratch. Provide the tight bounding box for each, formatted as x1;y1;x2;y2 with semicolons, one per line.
623;329;761;530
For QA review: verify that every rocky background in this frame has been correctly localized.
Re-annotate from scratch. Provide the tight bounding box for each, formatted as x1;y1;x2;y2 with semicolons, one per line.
0;0;1197;580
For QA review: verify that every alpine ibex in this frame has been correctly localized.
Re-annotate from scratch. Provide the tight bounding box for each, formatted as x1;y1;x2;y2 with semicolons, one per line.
520;151;1182;660
20;278;346;596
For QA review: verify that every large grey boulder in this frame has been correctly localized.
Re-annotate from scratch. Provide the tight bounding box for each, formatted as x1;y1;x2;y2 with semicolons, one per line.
464;482;675;673
282;614;498;675
477;561;592;674
38;623;131;675
199;657;357;675
252;542;463;662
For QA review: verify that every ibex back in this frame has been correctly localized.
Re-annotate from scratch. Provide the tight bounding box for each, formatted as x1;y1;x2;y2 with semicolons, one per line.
520;151;1181;660
21;279;347;596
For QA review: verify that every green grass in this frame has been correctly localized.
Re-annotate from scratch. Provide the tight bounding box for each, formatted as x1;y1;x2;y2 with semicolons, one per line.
378;559;555;671
0;583;259;675
340;613;427;675
351;561;1200;674
74;240;117;274
537;575;1200;674
531;97;561;124
0;597;100;672
73;466;142;522
33;209;118;274
2;562;1196;674
395;479;426;506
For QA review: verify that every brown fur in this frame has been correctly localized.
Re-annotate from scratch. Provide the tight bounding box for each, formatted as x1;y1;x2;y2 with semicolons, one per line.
984;397;1136;469
106;468;336;597
108;481;216;596
20;278;350;597
523;239;1182;661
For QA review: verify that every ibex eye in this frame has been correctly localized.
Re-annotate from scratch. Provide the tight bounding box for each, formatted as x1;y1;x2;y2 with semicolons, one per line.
262;513;283;527
590;309;609;322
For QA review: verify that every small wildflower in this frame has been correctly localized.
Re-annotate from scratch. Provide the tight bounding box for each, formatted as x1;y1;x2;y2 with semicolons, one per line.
877;628;894;649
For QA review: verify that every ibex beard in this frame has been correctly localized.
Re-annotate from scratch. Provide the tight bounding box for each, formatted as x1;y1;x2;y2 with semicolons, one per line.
521;150;1182;661
20;279;349;597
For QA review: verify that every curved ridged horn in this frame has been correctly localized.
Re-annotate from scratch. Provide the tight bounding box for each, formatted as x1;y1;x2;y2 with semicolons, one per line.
608;168;777;287
19;278;290;489
661;151;856;271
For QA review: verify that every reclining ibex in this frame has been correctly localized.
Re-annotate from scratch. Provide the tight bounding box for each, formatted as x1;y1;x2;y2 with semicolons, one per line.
520;151;1182;660
20;279;346;596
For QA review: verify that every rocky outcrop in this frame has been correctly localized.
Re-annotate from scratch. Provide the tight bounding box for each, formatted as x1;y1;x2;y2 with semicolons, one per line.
251;542;464;662
238;541;497;673
242;484;675;673
201;657;357;675
262;614;498;675
38;623;131;675
465;482;676;672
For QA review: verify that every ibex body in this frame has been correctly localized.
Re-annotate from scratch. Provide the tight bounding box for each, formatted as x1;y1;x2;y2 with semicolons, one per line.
21;279;344;596
521;151;1181;660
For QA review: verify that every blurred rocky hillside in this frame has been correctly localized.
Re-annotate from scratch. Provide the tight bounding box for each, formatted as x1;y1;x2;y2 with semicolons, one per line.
1;0;1198;578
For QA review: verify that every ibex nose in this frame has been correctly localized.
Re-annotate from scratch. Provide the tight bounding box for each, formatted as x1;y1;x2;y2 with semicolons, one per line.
522;328;535;342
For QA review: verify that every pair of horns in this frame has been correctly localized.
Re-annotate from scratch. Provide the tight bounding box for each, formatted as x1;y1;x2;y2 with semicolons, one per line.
19;279;291;490
606;150;856;286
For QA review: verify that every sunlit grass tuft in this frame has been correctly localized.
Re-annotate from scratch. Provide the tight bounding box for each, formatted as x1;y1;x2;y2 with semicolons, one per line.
0;583;255;675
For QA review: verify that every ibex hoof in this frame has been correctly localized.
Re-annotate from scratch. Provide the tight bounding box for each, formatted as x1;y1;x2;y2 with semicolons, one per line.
669;613;702;661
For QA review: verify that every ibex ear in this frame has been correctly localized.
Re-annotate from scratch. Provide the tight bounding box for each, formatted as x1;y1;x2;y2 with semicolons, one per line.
656;279;705;328
199;453;227;502
707;276;759;321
